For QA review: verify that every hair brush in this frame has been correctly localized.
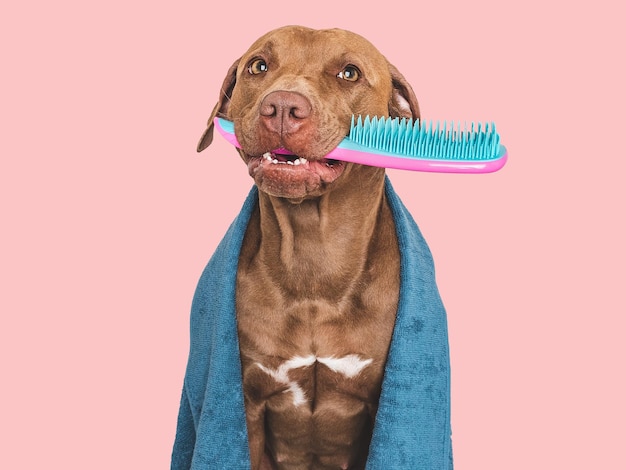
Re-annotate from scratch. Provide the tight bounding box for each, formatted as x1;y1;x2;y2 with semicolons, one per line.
214;115;507;174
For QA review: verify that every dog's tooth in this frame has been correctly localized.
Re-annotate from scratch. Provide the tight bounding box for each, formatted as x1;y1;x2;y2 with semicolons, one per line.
299;158;308;165
287;160;294;165
293;159;301;166
272;159;278;164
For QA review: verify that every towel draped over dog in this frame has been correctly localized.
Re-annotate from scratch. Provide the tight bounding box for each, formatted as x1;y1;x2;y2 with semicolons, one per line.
171;177;453;469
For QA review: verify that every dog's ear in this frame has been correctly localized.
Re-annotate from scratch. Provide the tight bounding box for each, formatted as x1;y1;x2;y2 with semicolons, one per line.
197;59;240;152
388;64;420;120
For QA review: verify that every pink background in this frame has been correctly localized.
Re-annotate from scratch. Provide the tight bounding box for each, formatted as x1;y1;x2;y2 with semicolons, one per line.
1;0;624;468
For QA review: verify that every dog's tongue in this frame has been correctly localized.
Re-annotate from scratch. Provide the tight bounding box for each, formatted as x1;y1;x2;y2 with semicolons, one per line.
272;147;292;155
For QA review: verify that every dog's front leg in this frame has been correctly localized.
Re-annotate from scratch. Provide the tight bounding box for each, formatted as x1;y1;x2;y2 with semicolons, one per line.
245;400;271;470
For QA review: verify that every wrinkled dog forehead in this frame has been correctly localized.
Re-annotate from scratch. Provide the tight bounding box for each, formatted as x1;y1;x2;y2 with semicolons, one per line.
236;26;392;85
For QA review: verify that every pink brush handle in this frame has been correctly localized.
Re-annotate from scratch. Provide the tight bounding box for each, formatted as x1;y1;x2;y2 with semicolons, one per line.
327;146;508;174
214;117;292;154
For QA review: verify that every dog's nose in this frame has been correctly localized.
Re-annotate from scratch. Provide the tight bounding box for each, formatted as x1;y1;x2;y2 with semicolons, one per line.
259;91;312;135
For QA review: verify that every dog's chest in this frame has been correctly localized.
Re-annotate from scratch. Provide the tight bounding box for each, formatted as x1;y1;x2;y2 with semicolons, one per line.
236;263;398;463
237;296;391;407
237;294;392;467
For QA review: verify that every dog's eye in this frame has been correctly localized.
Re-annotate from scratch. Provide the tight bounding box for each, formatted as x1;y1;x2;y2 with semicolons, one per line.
248;58;268;75
337;65;360;82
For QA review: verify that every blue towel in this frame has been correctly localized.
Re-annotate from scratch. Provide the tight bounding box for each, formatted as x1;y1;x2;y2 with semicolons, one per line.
171;177;453;469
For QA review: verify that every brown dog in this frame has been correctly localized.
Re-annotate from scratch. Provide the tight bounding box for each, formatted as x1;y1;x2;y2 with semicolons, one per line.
198;25;420;470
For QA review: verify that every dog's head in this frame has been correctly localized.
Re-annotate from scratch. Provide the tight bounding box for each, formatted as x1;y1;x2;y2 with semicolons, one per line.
198;25;420;200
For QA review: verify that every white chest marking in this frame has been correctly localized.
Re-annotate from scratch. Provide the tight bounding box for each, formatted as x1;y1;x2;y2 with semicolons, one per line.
256;355;316;406
255;354;373;407
317;354;373;378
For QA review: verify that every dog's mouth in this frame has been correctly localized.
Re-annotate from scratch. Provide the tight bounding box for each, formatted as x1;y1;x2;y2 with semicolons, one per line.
245;149;346;199
260;151;341;168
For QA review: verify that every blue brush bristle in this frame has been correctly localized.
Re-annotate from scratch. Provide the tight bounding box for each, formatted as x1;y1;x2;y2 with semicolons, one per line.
349;116;502;160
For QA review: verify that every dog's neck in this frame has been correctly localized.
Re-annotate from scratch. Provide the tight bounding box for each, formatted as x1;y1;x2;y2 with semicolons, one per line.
252;170;389;299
